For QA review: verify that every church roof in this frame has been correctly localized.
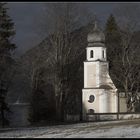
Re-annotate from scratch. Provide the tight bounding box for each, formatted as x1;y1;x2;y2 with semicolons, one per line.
84;85;113;90
99;85;113;89
87;21;105;44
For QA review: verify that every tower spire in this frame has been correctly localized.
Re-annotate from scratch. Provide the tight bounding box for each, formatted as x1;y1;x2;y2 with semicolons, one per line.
93;20;100;32
87;20;105;44
93;14;98;31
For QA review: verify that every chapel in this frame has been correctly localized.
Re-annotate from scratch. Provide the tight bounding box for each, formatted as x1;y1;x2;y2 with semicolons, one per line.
82;22;118;121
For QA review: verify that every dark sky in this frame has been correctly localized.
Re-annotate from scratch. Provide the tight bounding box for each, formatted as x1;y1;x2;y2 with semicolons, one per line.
7;2;122;56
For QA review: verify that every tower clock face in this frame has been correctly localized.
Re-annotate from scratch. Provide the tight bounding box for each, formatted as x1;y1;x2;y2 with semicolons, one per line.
88;95;95;103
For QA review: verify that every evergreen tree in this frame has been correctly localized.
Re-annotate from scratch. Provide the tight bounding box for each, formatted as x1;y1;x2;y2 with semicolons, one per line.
0;3;16;127
105;14;122;63
105;14;123;90
105;14;118;32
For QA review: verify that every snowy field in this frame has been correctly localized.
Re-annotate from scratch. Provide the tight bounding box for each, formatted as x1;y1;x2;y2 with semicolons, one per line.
0;119;140;138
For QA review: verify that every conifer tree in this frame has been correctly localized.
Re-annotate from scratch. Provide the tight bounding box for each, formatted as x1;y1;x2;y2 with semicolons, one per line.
105;14;122;63
0;2;16;127
105;14;123;90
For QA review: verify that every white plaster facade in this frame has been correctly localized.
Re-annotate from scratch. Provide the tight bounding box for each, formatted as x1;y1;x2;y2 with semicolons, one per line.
82;22;118;121
86;47;106;61
84;61;110;88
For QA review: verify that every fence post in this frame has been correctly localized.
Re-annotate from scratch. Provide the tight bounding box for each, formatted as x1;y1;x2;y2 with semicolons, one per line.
117;91;120;120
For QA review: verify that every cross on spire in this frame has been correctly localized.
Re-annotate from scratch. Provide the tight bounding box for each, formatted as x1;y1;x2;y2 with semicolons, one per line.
93;20;100;32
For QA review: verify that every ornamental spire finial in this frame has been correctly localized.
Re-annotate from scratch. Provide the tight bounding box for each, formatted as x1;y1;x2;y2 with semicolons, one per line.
93;14;98;30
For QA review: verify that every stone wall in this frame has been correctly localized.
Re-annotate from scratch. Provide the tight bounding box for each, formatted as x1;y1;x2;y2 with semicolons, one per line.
119;114;140;120
65;114;80;122
85;113;140;121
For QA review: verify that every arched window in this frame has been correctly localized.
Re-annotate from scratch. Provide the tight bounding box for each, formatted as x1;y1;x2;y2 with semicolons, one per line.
102;50;104;58
90;50;94;58
88;109;95;114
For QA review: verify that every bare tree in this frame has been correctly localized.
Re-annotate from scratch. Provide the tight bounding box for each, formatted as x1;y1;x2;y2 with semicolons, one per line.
112;4;140;112
112;30;140;112
46;3;81;120
35;3;93;120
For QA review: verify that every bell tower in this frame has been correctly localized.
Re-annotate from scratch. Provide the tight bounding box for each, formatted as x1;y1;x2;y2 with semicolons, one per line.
82;22;118;121
86;21;106;62
84;22;108;89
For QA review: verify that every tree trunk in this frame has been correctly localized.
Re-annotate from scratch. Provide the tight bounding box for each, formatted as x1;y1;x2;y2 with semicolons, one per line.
55;95;61;121
55;92;64;121
1;108;5;128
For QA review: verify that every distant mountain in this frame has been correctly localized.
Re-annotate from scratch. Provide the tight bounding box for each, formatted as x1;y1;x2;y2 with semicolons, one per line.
6;23;92;104
7;24;140;104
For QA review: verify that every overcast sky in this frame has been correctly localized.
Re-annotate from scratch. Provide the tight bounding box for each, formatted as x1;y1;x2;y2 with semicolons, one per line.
6;2;130;56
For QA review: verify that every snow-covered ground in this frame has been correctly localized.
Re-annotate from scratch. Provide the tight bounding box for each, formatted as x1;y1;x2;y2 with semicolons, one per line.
0;119;140;138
